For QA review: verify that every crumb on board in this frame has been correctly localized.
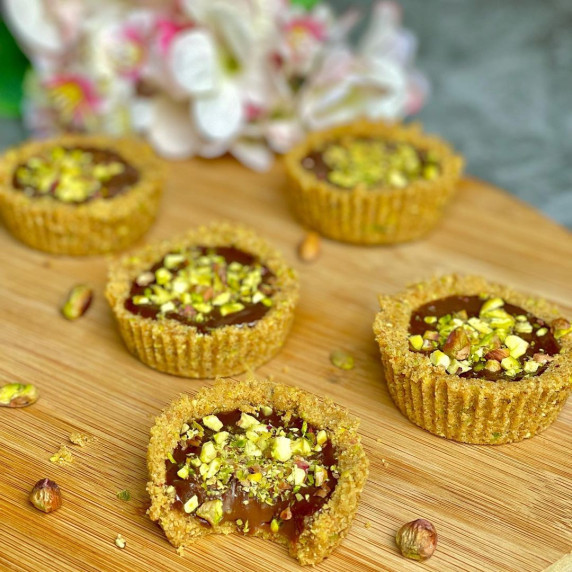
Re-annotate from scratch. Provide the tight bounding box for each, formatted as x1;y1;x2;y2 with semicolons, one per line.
282;365;290;374
115;534;126;549
69;431;95;447
117;490;131;502
49;445;74;465
364;522;372;529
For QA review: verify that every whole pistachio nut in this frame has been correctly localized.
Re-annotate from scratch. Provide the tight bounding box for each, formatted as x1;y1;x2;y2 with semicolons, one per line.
61;284;93;320
30;478;62;513
297;231;321;263
0;383;39;408
442;328;470;360
396;518;437;561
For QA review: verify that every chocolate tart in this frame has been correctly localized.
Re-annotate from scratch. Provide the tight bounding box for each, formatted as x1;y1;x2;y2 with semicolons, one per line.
373;275;572;444
0;135;163;255
284;120;464;245
105;222;299;378
147;377;369;565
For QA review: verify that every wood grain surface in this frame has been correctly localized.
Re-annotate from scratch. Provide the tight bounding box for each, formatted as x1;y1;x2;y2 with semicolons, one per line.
0;157;571;572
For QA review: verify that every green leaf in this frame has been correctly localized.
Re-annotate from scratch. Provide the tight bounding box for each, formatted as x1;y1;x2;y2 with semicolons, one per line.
290;0;321;11
0;18;30;118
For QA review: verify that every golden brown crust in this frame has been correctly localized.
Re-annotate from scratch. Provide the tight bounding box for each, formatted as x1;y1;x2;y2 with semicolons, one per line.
0;134;164;255
106;222;299;378
373;274;572;444
284;120;464;245
147;377;369;565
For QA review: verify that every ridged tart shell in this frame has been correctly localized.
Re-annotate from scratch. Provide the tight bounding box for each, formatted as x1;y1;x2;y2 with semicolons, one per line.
373;274;572;444
284;120;464;245
0;134;164;255
106;222;299;378
147;377;369;565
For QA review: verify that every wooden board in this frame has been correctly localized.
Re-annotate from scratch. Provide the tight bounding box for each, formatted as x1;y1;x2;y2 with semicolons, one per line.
0;157;571;572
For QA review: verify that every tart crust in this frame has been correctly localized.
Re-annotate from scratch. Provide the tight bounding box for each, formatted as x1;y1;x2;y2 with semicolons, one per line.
0;134;163;255
147;377;369;565
106;222;299;378
373;274;572;444
284;120;464;245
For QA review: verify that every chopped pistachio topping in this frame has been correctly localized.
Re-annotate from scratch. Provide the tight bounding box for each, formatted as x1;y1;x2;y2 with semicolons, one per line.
409;297;561;380
15;146;127;203
169;408;334;516
130;247;276;328
318;138;440;189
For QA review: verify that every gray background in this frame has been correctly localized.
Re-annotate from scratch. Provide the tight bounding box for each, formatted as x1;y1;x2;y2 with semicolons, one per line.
2;0;571;228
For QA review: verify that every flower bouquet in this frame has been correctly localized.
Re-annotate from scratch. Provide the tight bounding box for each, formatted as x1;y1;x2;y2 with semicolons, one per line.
4;0;427;170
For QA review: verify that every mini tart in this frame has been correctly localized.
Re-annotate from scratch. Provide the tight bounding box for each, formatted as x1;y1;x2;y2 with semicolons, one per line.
284;120;464;245
0;134;163;255
373;275;572;444
147;377;369;566
106;222;299;378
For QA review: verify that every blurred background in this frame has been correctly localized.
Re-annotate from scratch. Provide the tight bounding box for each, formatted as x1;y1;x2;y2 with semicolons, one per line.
1;0;570;227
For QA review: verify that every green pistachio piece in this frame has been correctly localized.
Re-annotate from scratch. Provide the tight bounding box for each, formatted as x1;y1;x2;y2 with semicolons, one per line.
408;335;424;351
200;441;217;463
0;383;39;408
292;466;306;486
183;495;199;514
244;441;262;458
196;499;223;526
220;302;245;316
271;436;292;462
523;360;541;374
505;335;529;359
536;327;548;337
430;350;450;369
202;415;223;432
270;519;280;533
260;405;272;416
480;297;505;314
501;356;521;372
316;430;327;446
177;465;190;479
237;412;259;429
213;431;229;445
292;438;312;456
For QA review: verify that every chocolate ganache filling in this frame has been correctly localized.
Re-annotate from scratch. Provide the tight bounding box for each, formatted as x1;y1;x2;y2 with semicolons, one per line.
125;246;276;334
301;137;440;190
409;295;560;381
165;408;338;541
13;146;139;204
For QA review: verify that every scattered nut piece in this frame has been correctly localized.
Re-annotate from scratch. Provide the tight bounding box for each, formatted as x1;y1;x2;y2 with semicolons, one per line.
49;445;74;466
330;349;355;370
297;231;321;262
117;490;131;502
115;534;126;549
30;478;62;513
364;522;372;529
69;432;95;447
395;518;437;561
0;383;39;408
61;284;93;320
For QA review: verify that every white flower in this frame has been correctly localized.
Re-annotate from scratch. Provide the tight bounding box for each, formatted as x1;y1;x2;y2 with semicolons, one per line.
168;0;276;144
299;1;422;130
